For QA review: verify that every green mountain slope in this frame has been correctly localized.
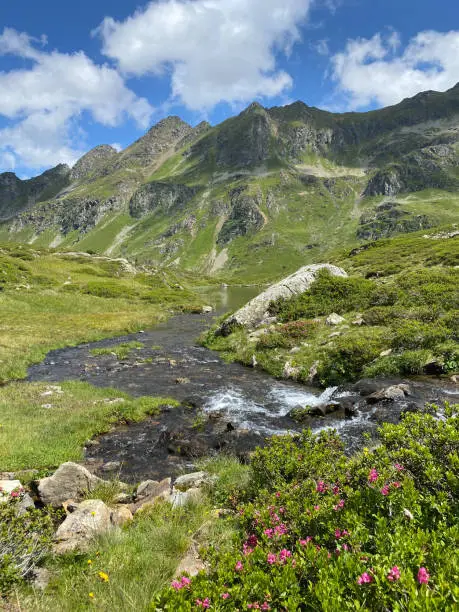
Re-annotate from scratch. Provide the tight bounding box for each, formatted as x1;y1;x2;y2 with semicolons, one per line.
1;84;458;281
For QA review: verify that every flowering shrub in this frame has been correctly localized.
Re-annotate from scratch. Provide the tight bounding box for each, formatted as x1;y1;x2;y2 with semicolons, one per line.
154;404;459;610
0;489;59;596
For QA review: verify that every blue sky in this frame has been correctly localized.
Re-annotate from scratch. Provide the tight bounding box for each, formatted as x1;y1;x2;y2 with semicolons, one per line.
0;0;458;177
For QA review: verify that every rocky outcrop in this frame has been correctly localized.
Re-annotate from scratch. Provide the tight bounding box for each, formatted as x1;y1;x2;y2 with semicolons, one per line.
219;263;347;333
217;187;265;245
0;164;70;221
70;145;118;181
357;202;434;240
38;462;103;507
54;499;112;554
129;182;199;218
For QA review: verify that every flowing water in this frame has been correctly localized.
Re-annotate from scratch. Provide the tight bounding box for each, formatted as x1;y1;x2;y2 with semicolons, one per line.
28;286;459;482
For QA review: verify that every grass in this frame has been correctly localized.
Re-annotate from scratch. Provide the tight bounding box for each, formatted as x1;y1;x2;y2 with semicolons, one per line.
0;244;203;383
0;380;178;472
90;341;144;360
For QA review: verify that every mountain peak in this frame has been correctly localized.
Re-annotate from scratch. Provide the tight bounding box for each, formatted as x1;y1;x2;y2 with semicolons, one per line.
70;145;118;181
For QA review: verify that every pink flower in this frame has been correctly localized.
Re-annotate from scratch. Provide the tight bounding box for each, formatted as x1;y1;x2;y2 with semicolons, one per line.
342;543;349;552
381;485;390;496
368;468;379;483
181;576;191;587
333;499;345;511
171;576;191;590
417;567;430;585
332;485;340;495
392;481;401;489
171;580;181;591
387;566;401;582
299;537;312;546
243;544;253;556
10;491;19;498
279;549;292;563
394;463;404;472
267;553;277;565
314;505;320;511
335;529;349;539
275;492;281;498
274;524;288;536
196;598;210;609
261;603;271;611
357;572;373;585
235;561;243;572
222;593;230;600
264;528;274;539
316;481;327;493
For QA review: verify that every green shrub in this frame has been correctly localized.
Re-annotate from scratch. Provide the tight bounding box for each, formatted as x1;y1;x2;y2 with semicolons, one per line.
390;320;451;350
0;491;60;596
83;281;138;299
364;350;432;378
155;406;459;611
256;332;294;350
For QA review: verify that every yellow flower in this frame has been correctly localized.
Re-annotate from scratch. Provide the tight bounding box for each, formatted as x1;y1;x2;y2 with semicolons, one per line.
87;559;93;565
363;447;369;455
88;593;95;599
98;571;109;583
91;511;96;516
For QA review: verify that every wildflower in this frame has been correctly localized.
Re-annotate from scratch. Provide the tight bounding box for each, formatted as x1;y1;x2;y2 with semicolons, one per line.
91;511;96;517
368;468;379;483
246;534;258;548
335;529;348;539
363;447;369;455
333;499;345;511
417;567;430;585
88;593;94;599
387;566;401;582
222;593;230;599
235;560;243;572
381;485;390;496
264;528;274;538
279;549;292;563
87;559;93;565
316;481;327;493
171;580;181;591
181;576;191;587
275;492;281;498
299;537;312;546
392;481;401;488
10;491;19;498
332;485;340;495
274;524;288;536
267;553;277;565
261;603;271;611
314;505;320;511
196;598;210;608
394;463;404;471
357;572;373;585
98;571;109;583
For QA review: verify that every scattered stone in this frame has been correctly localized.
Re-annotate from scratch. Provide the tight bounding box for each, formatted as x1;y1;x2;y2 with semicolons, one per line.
352;316;365;326
308;402;340;417
170;487;203;509
329;332;342;339
113;492;133;504
289;346;301;354
307;361;320;384
451;375;458;384
380;349;393;357
17;493;35;515
32;568;52;591
176;377;191;385
132;478;172;513
100;461;121;472
283;361;301;380
174;543;205;578
54;499;112;554
326;313;345;326
202;306;213;314
38;462;103;507
251;354;258;368
174;472;208;492
111;506;133;527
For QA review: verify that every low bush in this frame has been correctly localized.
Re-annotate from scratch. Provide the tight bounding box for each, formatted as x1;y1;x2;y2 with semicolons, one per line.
155;405;459;610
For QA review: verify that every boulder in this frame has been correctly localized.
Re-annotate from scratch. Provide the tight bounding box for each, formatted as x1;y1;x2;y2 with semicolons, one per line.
54;500;112;553
174;543;206;578
367;385;409;404
38;462;103;507
132;478;171;513
219;264;347;333
283;361;301;380
110;506;133;527
174;472;208;492
326;313;345;326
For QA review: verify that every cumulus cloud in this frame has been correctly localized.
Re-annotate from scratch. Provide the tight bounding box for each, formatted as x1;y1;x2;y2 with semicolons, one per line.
331;29;459;109
97;0;312;110
0;28;153;171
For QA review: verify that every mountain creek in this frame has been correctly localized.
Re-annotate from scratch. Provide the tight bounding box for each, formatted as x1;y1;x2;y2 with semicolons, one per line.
27;285;459;484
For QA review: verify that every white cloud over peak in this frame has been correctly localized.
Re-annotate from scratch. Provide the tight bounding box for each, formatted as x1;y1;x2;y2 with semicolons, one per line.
0;28;153;171
97;0;312;110
331;30;459;109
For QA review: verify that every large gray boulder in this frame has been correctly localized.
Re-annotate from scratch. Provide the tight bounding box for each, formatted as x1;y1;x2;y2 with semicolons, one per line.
38;463;103;507
54;499;112;554
219;264;347;333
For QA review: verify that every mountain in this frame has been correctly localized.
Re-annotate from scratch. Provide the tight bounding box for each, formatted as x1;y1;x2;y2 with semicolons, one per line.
0;84;458;281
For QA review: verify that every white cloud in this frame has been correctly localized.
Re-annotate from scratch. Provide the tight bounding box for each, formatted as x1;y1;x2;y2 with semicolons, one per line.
97;0;312;110
0;28;153;171
331;30;459;109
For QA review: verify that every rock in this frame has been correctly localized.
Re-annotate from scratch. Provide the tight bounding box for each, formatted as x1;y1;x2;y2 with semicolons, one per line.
136;478;171;500
344;403;359;418
174;472;208;492
308;402;340;417
0;480;23;501
174;543;206;578
367;385;407;404
423;360;444;375
283;361;301;380
380;349;393;357
32;568;52;591
176;377;191;384
100;461;121;472
307;361;320;384
113;492;133;504
17;493;35;515
54;500;112;553
326;313;345;326
202;306;213;313
111;506;133;527
329;332;342;339
171;487;203;509
251;354;258;368
219;264;347;333
38;462;103;507
352;316;365;326
451;375;458;384
289;346;301;354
